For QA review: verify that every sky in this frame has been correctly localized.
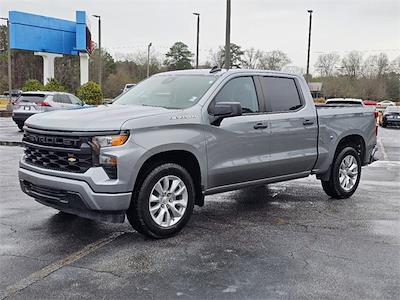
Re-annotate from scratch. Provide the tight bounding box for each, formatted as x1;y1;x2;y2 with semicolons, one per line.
1;0;400;72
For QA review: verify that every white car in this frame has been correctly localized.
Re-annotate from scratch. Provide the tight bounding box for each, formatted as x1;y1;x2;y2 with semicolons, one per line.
377;100;395;108
325;98;365;106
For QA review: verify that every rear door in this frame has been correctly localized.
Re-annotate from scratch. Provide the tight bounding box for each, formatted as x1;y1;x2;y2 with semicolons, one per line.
52;93;65;108
259;76;318;177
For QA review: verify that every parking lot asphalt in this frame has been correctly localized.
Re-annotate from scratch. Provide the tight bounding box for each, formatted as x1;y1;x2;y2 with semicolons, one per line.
0;119;399;299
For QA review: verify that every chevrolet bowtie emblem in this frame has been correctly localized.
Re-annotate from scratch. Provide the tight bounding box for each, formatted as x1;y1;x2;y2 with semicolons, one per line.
67;157;77;163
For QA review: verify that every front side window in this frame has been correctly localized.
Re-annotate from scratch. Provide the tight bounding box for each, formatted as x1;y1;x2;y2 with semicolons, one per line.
213;77;259;113
261;77;302;112
113;74;219;109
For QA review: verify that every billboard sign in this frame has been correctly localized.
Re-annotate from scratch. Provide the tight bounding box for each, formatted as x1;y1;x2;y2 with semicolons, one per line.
9;11;92;56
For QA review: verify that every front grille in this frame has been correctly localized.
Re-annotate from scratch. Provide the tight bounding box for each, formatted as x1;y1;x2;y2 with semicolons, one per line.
23;130;93;173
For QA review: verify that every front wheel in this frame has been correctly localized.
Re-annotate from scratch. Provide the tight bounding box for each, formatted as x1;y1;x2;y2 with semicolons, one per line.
127;163;195;238
321;147;361;199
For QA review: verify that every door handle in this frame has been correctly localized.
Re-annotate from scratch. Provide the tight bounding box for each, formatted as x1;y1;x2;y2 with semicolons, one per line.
302;120;314;126
254;122;268;129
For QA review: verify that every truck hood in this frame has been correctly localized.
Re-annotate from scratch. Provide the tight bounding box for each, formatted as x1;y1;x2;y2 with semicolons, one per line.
25;104;173;131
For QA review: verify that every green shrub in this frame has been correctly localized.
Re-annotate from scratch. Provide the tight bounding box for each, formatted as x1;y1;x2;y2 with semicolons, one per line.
44;78;66;92
22;79;44;92
76;81;103;105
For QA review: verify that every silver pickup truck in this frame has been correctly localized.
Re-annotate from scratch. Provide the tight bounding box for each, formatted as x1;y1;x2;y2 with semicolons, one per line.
19;69;377;238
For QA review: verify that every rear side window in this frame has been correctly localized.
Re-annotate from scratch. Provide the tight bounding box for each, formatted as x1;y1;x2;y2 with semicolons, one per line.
261;77;302;112
62;95;72;104
213;77;259;113
18;94;46;104
53;94;63;103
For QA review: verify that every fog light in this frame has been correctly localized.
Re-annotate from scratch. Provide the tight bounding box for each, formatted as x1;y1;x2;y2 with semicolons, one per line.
99;154;118;179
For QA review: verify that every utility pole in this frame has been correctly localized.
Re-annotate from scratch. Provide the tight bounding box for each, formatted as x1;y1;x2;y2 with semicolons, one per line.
306;10;313;82
92;15;102;88
147;42;152;78
224;0;231;69
193;13;200;69
1;17;12;110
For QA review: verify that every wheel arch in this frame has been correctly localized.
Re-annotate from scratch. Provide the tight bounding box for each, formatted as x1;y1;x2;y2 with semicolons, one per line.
317;133;366;181
132;148;205;206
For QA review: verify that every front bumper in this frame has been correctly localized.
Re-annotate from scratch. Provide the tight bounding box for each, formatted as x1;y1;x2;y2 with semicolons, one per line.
19;167;132;223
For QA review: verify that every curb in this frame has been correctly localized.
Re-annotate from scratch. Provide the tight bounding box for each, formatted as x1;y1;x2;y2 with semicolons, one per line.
0;141;23;147
0;111;12;117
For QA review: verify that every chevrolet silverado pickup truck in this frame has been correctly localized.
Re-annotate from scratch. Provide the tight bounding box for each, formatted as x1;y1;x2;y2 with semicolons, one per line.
19;69;378;238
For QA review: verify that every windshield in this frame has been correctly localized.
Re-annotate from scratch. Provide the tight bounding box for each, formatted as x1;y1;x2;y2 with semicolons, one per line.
113;74;219;109
385;106;400;113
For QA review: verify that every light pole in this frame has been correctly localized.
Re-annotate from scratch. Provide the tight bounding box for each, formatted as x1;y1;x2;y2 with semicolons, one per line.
193;13;200;69
147;42;152;78
306;10;313;82
92;15;102;88
1;17;12;110
224;0;231;69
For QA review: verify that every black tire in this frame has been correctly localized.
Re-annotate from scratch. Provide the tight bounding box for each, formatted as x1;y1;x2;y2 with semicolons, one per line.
127;163;195;239
381;122;387;128
321;147;361;199
17;122;24;131
321;180;335;197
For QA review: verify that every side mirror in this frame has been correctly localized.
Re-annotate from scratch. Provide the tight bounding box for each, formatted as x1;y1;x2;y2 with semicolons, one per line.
209;102;242;126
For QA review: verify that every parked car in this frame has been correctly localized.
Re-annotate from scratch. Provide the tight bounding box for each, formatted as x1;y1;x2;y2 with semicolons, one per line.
12;91;84;130
381;106;400;127
19;69;377;238
377;100;395;109
123;83;136;93
363;100;378;107
326;98;365;106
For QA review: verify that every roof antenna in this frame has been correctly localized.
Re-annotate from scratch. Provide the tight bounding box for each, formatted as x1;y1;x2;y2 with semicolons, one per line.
210;66;222;73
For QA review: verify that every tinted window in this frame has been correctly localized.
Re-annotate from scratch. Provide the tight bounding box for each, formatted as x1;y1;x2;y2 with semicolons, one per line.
214;77;259;113
62;94;72;104
17;94;46;104
261;77;302;112
53;94;63;103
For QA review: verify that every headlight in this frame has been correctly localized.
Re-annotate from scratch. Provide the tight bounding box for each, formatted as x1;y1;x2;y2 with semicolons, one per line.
92;132;129;148
90;131;129;179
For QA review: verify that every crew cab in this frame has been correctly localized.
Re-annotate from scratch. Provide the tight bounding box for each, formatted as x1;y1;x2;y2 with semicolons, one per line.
19;69;378;238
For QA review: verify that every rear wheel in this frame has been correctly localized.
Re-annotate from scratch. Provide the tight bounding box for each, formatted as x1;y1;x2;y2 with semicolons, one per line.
321;147;361;199
127;163;195;238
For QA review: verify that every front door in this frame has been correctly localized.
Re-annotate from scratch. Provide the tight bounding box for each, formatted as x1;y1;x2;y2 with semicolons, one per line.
205;76;271;189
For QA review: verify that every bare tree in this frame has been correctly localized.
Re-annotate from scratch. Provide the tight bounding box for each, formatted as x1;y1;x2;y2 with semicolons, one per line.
258;50;291;71
390;55;400;74
340;51;363;77
314;53;340;77
362;53;390;78
242;48;262;69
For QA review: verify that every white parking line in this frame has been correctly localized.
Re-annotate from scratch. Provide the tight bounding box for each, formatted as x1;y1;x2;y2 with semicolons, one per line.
0;231;126;300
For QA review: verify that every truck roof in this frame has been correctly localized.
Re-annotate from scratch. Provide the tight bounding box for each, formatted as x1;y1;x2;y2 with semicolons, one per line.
154;68;301;78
